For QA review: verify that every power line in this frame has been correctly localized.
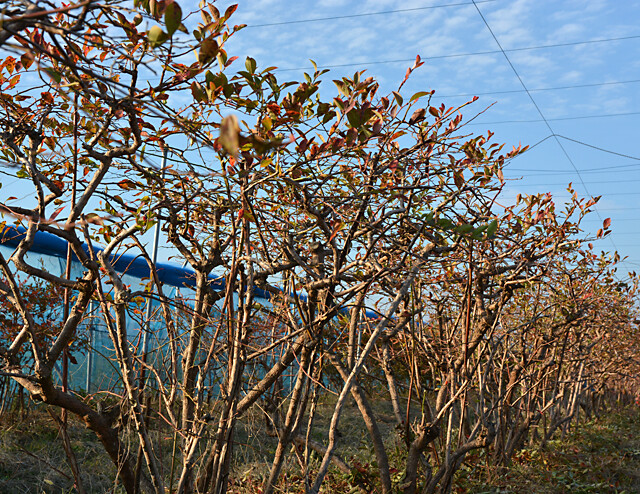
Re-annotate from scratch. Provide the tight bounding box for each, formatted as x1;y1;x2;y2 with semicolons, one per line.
468;110;640;125
243;0;497;28
556;135;640;161
437;78;640;98
470;0;617;251
274;34;640;72
581;207;640;212
582;218;640;223
507;177;640;186
508;167;640;175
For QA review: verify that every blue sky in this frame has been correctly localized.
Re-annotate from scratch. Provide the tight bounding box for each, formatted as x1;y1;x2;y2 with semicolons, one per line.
1;0;639;275
214;0;640;274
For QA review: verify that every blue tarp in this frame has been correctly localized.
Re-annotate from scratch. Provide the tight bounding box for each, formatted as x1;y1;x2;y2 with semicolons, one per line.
0;224;379;317
0;224;380;393
0;224;223;289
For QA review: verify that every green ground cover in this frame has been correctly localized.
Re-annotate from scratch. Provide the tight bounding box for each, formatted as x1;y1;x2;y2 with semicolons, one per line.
1;404;639;493
457;406;640;494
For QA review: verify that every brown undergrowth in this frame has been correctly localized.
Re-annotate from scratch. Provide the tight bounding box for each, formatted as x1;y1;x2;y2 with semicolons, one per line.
455;405;640;494
1;402;639;493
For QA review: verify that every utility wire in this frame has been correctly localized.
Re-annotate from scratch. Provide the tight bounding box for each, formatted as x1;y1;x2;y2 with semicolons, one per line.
511;134;640;167
470;0;618;252
438;78;640;98
582;218;640;223
507;177;640;186
556;135;640;161
468;110;640;125
274;34;640;72
509;167;640;175
243;0;497;28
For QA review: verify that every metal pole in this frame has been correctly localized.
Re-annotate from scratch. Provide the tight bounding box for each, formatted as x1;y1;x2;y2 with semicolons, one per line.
141;147;167;359
85;300;94;393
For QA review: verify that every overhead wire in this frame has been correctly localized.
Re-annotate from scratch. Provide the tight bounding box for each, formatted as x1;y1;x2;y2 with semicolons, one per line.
273;34;640;72
470;0;621;254
509;168;640;176
555;135;640;161
242;0;497;28
468;110;640;125
437;78;640;98
507;177;640;187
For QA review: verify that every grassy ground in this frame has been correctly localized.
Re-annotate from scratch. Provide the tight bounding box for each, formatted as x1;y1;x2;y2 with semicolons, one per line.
0;410;120;493
0;403;639;493
457;405;640;494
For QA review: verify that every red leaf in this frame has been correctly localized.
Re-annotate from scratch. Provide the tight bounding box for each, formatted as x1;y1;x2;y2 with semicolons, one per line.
224;4;238;20
329;221;344;242
49;206;65;221
453;170;464;189
408;108;426;125
603;217;611;229
40;91;54;105
118;179;136;190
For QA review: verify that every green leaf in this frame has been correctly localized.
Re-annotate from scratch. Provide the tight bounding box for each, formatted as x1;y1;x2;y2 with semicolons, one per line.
437;218;453;229
199;37;219;64
471;224;488;240
44;68;62;83
347;109;361;128
334;80;348;97
191;81;206;102
245;56;257;74
164;2;182;36
485;219;499;238
455;224;474;235
148;25;167;48
409;91;432;103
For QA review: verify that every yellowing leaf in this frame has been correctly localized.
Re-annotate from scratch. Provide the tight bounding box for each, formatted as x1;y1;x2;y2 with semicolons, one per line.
85;213;104;225
164;2;182;36
198;37;219;65
148;25;167;48
219;115;240;156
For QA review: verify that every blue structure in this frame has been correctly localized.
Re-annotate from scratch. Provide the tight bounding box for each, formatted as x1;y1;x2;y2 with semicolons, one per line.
1;224;378;393
0;225;270;392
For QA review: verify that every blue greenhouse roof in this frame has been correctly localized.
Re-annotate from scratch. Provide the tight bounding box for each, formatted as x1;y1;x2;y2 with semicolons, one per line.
0;225;379;318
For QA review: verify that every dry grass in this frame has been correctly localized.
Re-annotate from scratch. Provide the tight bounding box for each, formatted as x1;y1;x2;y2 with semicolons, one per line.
2;399;639;493
0;409;123;493
456;405;640;494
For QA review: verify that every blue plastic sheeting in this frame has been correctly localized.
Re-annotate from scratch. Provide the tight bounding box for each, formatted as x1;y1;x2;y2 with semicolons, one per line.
0;224;380;319
0;225;267;293
0;224;381;392
0;224;223;289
